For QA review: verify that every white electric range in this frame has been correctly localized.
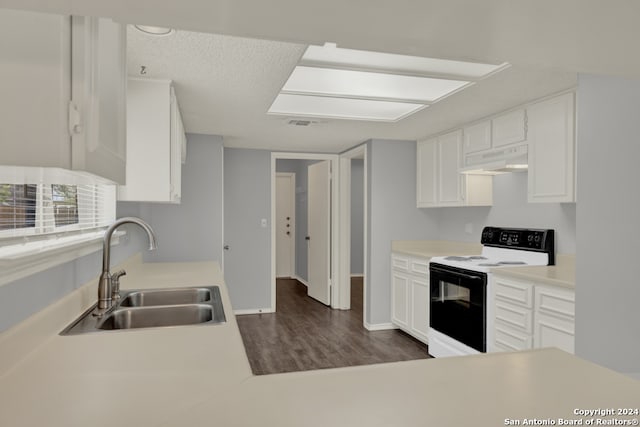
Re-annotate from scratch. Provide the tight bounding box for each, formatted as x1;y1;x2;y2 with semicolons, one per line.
428;227;555;358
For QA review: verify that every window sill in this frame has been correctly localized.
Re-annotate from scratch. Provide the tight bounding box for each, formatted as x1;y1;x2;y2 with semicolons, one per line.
0;230;124;287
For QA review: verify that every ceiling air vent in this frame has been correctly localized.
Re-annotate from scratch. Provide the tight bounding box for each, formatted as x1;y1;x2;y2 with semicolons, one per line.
287;119;314;126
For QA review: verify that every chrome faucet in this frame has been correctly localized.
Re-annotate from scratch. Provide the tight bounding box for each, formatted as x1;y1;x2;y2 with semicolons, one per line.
95;217;157;316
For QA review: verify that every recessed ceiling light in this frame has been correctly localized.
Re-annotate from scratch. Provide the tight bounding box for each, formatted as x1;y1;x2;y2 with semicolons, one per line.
134;25;175;36
268;43;509;122
282;66;469;103
269;94;426;122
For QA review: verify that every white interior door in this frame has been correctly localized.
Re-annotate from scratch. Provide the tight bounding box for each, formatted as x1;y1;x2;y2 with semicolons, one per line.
307;161;331;305
276;173;294;277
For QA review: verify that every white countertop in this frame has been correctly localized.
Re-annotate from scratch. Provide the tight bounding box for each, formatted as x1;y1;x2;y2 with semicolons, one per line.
392;240;482;258
0;255;635;427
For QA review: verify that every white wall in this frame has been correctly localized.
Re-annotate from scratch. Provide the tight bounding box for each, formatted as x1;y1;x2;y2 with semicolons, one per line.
366;139;439;326
435;172;576;254
575;73;640;377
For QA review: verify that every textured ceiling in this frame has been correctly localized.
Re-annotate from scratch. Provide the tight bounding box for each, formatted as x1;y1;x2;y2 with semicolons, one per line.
127;27;576;152
9;0;626;151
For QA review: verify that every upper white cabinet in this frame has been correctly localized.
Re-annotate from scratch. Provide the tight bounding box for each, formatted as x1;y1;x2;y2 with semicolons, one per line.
417;130;492;208
0;11;126;183
463;121;491;154
70;16;127;184
119;79;186;203
492;109;526;148
527;93;575;203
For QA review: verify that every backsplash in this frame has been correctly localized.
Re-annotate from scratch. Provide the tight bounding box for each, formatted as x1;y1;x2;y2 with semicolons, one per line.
434;172;576;254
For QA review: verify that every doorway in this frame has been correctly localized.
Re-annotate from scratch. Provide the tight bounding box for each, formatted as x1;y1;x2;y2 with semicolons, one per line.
271;153;340;311
338;144;368;325
275;173;295;278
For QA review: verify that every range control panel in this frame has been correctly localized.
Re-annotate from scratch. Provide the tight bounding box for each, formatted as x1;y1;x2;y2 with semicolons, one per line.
481;227;554;253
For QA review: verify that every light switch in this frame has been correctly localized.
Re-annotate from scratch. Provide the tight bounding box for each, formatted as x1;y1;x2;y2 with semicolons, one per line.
260;218;268;228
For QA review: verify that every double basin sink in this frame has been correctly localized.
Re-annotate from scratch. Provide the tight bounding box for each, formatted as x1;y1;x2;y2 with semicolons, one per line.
61;286;226;335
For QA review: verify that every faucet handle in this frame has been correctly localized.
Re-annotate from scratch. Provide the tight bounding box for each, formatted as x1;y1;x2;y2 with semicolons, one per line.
111;270;127;301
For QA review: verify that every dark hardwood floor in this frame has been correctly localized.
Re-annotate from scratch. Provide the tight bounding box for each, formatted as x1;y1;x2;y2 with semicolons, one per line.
236;277;431;375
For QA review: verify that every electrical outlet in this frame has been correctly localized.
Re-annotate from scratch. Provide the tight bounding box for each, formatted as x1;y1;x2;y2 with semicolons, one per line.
260;218;267;228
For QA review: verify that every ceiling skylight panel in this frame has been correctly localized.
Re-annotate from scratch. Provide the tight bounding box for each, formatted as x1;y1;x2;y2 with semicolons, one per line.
268;93;426;122
301;44;509;79
282;66;469;102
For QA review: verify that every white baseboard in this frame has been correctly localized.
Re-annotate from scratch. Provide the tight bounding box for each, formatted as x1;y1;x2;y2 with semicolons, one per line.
292;275;309;287
350;274;364;278
234;308;275;315
364;322;398;331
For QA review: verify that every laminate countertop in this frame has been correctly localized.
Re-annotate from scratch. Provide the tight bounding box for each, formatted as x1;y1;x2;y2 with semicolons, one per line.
0;255;635;427
393;240;576;289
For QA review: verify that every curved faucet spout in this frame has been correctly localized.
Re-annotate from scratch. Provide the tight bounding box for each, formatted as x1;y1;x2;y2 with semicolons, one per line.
96;217;157;313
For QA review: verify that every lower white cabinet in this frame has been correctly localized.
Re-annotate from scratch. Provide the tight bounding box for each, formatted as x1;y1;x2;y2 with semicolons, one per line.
391;253;430;344
490;274;575;354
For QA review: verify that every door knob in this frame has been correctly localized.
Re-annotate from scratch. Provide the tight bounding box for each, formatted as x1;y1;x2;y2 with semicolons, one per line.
224;245;230;250
286;217;290;220
286;231;290;235
305;236;310;241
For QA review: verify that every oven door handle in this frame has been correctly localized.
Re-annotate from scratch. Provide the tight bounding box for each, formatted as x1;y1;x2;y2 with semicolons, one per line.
430;265;484;281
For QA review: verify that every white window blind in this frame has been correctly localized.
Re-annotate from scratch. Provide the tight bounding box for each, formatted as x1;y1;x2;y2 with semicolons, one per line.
0;167;116;241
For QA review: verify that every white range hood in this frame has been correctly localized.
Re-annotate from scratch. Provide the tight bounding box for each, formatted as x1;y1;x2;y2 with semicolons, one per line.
460;144;528;175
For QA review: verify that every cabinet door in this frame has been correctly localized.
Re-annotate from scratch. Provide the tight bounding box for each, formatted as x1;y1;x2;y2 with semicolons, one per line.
410;276;430;343
416;139;438;207
391;271;410;328
170;88;183;203
492;109;526;148
463;121;491;154
534;285;575;354
0;10;71;169
71;16;127;184
527;93;575;203
438;130;464;206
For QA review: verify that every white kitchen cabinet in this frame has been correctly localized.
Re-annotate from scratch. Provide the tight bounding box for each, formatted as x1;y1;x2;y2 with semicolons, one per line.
490;274;575;354
492;109;526;148
70;16;127;184
534;285;575;354
391;253;430;344
527;93;575;203
463;121;491;155
0;10;126;184
417;131;492;208
118;79;186;203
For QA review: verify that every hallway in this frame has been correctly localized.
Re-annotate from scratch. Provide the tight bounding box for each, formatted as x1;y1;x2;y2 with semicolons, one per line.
236;278;431;375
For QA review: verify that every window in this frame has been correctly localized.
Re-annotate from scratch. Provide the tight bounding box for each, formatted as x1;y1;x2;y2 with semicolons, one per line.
0;167;117;242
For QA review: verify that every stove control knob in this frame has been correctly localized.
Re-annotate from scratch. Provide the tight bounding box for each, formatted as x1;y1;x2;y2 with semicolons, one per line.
534;235;541;242
527;235;534;242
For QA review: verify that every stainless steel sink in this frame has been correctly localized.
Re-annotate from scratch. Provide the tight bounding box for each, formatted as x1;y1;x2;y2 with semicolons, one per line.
119;287;212;307
61;285;226;335
98;304;215;330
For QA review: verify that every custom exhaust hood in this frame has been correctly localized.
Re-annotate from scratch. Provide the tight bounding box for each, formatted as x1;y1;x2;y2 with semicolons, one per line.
460;144;528;175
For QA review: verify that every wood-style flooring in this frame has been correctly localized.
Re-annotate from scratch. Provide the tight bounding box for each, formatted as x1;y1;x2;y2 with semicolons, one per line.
236;277;431;375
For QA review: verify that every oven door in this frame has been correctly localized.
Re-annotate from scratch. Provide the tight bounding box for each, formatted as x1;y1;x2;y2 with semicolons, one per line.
429;263;487;352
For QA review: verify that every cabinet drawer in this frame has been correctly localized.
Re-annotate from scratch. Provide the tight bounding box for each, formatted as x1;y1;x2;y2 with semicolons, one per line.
391;255;410;273
410;257;429;275
494;324;533;352
495;301;533;333
535;287;575;319
494;277;533;308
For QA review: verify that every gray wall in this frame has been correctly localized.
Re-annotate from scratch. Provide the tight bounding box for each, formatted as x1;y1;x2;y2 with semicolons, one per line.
119;134;224;263
366;139;439;325
350;159;364;275
435;172;577;254
575;73;640;377
0;230;143;332
224;148;271;310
